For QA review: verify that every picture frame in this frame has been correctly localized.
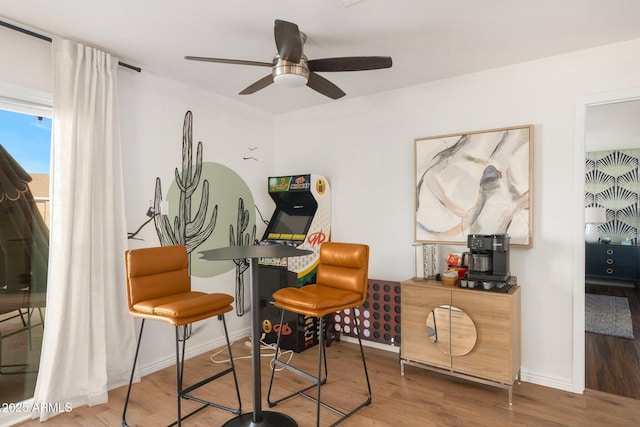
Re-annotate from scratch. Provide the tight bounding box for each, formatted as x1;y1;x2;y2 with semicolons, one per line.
414;124;533;248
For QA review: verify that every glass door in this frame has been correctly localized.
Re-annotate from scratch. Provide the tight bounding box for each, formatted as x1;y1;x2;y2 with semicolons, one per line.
0;108;50;410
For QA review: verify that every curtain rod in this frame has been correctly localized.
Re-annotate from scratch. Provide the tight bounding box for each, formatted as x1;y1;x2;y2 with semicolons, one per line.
1;19;141;72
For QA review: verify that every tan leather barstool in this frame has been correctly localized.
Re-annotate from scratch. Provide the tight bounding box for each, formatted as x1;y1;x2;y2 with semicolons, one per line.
267;242;371;427
122;244;241;426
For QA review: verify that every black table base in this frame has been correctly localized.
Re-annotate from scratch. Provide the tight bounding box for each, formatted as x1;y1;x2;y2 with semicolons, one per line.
200;245;312;427
222;411;297;427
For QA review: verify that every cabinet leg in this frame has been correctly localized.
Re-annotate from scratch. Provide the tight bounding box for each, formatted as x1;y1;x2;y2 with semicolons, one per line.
508;386;513;406
400;359;405;376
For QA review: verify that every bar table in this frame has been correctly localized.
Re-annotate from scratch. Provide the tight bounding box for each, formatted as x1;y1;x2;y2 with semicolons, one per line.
199;245;312;427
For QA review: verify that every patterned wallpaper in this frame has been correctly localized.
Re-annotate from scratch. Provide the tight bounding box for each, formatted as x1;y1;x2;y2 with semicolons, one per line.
585;149;640;244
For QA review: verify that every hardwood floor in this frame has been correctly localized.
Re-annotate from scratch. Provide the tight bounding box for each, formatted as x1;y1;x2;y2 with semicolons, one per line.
16;338;640;427
585;284;640;399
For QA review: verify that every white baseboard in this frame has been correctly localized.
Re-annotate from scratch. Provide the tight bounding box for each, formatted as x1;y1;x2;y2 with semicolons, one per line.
338;335;400;353
519;368;577;393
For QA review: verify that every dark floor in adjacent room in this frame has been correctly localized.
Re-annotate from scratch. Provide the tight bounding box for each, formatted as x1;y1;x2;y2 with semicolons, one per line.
585;283;640;400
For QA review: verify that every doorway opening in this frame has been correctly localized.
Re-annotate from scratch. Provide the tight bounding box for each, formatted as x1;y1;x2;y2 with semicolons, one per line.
578;91;640;399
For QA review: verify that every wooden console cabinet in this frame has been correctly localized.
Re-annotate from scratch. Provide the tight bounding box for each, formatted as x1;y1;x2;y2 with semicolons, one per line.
400;279;521;404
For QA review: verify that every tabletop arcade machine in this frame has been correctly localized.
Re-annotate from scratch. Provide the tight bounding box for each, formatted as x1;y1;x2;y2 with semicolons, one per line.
257;174;331;352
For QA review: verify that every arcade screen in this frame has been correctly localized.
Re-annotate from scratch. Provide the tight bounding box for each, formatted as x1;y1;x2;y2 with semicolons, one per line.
264;210;314;242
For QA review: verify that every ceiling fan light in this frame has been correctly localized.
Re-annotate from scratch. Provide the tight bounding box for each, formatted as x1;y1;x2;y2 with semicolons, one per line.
273;72;308;87
273;56;309;88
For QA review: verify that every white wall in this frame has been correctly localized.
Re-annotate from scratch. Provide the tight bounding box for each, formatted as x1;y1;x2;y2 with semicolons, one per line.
0;25;51;93
274;38;640;392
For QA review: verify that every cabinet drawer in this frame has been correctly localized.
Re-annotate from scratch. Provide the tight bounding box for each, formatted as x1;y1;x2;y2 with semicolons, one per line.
585;264;636;279
585;244;638;280
586;244;636;259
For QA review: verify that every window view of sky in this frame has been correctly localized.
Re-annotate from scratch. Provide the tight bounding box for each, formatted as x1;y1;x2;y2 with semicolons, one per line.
0;109;51;174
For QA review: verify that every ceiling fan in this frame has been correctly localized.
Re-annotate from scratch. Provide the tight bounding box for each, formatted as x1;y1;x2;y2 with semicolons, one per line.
185;19;392;99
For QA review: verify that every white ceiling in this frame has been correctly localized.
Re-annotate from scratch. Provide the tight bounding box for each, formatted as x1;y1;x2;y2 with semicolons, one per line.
2;0;640;114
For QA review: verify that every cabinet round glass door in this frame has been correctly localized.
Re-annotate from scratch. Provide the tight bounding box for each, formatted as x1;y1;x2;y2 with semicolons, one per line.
426;305;477;356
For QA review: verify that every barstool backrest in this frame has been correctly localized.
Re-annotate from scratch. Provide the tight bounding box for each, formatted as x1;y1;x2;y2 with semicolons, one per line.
125;245;190;312
316;242;369;305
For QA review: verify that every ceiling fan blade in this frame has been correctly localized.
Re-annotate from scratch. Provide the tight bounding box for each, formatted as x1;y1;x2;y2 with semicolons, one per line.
306;72;346;99
308;56;392;72
239;74;274;95
274;19;302;63
185;56;273;67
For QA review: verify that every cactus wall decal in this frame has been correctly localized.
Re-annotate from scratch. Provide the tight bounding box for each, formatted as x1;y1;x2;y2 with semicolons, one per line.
145;110;257;317
154;111;217;255
230;197;257;315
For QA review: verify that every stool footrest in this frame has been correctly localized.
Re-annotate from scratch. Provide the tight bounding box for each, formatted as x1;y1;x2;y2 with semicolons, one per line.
181;393;242;416
269;358;327;407
273;359;321;384
180;366;234;395
300;390;371;421
178;366;241;419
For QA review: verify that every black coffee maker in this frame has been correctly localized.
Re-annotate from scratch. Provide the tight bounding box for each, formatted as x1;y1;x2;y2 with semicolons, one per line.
467;234;510;282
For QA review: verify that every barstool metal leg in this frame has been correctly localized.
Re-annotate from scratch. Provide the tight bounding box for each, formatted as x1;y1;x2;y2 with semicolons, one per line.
170;318;241;427
123;317;241;427
267;311;328;408
267;309;371;426
320;311;372;427
122;319;146;427
315;316;324;426
353;310;372;407
175;326;184;426
221;314;242;412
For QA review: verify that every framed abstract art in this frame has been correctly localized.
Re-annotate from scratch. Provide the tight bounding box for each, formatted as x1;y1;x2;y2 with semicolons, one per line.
414;125;533;247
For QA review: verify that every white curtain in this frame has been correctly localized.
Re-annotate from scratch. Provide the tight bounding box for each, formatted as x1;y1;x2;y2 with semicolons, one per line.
32;38;136;421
